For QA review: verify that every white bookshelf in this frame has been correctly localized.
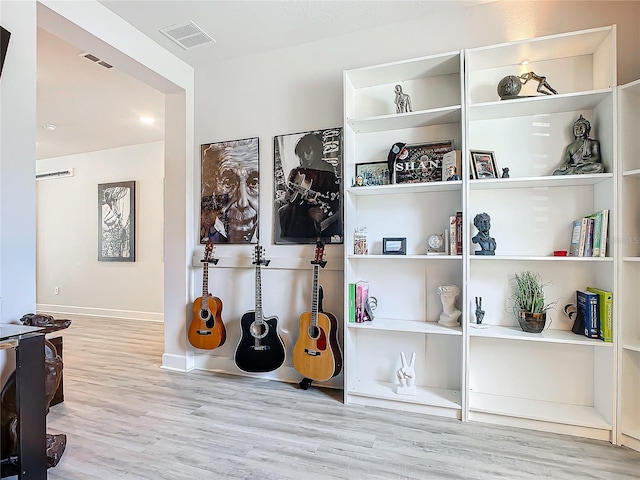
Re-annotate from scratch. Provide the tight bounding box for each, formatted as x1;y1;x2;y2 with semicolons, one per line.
617;78;640;451
465;25;617;442
341;25;636;446
343;50;465;420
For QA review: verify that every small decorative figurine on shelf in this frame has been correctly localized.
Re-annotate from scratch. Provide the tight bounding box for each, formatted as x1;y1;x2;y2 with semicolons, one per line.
437;284;461;327
497;71;557;100
446;165;460;181
502;167;510;178
472;212;496;255
394;84;412;113
395;351;416;395
552;115;604;175
354;175;364;186
475;297;485;324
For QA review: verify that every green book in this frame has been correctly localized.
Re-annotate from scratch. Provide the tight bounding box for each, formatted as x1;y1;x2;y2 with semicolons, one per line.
348;283;356;323
587;286;613;342
591;211;603;257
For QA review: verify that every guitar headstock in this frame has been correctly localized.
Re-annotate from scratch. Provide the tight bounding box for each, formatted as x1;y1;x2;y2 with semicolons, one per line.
252;244;270;266
311;240;327;268
202;243;219;265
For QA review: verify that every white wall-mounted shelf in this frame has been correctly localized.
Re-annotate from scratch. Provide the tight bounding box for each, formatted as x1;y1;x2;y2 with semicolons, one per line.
348;180;461;196
469;173;612;190
347;106;461;133
347;318;462;335
469;325;613;347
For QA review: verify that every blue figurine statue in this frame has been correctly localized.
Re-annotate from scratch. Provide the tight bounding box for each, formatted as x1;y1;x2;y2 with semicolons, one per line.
472;212;496;255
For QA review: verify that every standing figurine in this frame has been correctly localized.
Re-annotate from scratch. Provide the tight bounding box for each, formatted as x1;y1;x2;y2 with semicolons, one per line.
437;285;461;327
472;212;496;255
394;84;412;114
553;115;603;175
475;297;485;324
396;351;416;395
502;167;510;178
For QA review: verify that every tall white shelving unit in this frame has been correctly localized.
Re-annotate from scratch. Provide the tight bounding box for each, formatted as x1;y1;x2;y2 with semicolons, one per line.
342;26;629;443
465;26;617;442
618;78;640;452
343;52;466;419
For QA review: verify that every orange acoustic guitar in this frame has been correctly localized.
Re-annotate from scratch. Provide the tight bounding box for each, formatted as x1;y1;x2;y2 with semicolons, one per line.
188;243;226;350
292;241;342;389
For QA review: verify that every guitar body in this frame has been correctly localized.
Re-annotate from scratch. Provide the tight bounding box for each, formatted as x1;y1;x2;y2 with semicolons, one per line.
234;312;286;373
188;294;226;350
292;310;342;382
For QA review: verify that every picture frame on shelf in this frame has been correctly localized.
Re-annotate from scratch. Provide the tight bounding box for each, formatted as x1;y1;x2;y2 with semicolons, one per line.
470;150;498;179
394;140;454;184
355;161;389;186
383;237;407;255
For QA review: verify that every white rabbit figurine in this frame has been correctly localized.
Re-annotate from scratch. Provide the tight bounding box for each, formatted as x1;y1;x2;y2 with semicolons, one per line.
396;351;417;395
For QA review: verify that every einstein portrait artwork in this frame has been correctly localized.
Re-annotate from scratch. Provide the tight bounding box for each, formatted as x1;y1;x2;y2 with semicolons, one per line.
200;137;260;244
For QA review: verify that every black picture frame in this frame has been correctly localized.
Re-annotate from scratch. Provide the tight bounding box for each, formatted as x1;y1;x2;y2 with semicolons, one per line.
470;150;498;179
355;161;389;186
98;181;135;262
383;237;407;255
273;128;343;245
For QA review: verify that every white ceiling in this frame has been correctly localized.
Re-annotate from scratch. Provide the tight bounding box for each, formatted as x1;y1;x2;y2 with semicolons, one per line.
37;0;487;160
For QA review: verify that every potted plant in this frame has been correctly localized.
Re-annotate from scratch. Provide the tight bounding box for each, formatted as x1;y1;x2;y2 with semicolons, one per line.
510;271;557;333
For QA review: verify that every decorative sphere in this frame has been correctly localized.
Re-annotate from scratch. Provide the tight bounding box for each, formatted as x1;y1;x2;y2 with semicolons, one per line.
497;75;522;99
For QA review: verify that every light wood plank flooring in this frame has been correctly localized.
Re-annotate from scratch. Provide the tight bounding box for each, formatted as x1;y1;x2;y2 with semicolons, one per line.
30;316;640;479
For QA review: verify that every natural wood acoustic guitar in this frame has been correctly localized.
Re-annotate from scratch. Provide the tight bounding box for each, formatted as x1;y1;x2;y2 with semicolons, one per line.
292;241;342;386
188;243;226;350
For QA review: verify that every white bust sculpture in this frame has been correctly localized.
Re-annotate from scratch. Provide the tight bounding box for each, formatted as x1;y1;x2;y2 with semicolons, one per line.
396;351;416;395
437;284;461;327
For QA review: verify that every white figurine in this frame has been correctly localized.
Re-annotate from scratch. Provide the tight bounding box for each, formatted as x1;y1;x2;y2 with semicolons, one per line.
396;351;417;395
437;284;461;327
394;84;412;114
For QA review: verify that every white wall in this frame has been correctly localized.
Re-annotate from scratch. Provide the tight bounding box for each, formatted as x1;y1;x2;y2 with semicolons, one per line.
36;141;164;321
190;1;639;385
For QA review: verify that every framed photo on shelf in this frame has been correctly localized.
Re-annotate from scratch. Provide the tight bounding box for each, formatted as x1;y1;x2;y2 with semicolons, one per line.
355;161;389;186
382;237;407;255
470;150;498;179
394;140;454;184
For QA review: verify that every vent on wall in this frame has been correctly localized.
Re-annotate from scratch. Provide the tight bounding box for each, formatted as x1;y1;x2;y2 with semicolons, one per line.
36;169;74;180
159;21;215;50
79;52;113;69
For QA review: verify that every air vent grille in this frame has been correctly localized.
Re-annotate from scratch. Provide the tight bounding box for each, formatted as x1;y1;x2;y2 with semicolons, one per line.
159;21;215;50
79;52;113;69
36;169;74;180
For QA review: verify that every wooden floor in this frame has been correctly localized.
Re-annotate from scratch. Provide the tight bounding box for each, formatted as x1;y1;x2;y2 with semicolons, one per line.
32;316;640;479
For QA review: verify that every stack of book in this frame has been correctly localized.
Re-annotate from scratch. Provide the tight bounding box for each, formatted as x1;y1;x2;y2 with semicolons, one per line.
348;281;372;323
448;211;462;255
574;287;613;342
569;209;609;257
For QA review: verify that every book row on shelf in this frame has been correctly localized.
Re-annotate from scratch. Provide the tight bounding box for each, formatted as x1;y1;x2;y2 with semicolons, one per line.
569;209;609;257
574;287;613;342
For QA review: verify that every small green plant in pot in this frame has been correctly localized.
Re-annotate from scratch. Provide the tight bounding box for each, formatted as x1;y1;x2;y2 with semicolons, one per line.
510;271;557;333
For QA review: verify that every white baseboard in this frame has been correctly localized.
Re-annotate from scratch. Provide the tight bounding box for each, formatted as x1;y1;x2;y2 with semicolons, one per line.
36;304;163;322
161;353;194;372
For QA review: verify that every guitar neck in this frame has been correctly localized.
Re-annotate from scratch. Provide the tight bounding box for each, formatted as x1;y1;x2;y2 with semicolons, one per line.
202;261;209;309
310;264;320;327
254;263;263;321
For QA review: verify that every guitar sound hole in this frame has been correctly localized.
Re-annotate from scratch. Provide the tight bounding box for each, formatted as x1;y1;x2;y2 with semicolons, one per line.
250;322;268;339
307;326;320;339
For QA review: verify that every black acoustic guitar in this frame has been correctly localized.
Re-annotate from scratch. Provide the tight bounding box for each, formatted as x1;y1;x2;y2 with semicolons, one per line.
234;245;286;373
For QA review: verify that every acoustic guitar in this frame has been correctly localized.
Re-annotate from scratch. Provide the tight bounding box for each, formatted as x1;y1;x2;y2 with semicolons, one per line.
292;241;342;385
234;245;286;373
188;243;226;350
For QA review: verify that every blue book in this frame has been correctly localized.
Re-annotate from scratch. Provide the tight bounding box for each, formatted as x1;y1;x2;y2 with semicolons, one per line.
576;290;599;339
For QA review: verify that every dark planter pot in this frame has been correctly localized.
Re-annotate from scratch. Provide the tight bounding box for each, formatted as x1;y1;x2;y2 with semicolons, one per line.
517;310;547;333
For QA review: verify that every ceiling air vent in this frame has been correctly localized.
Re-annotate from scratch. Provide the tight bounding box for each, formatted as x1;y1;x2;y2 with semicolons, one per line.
159;21;215;50
79;52;113;69
36;169;74;181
